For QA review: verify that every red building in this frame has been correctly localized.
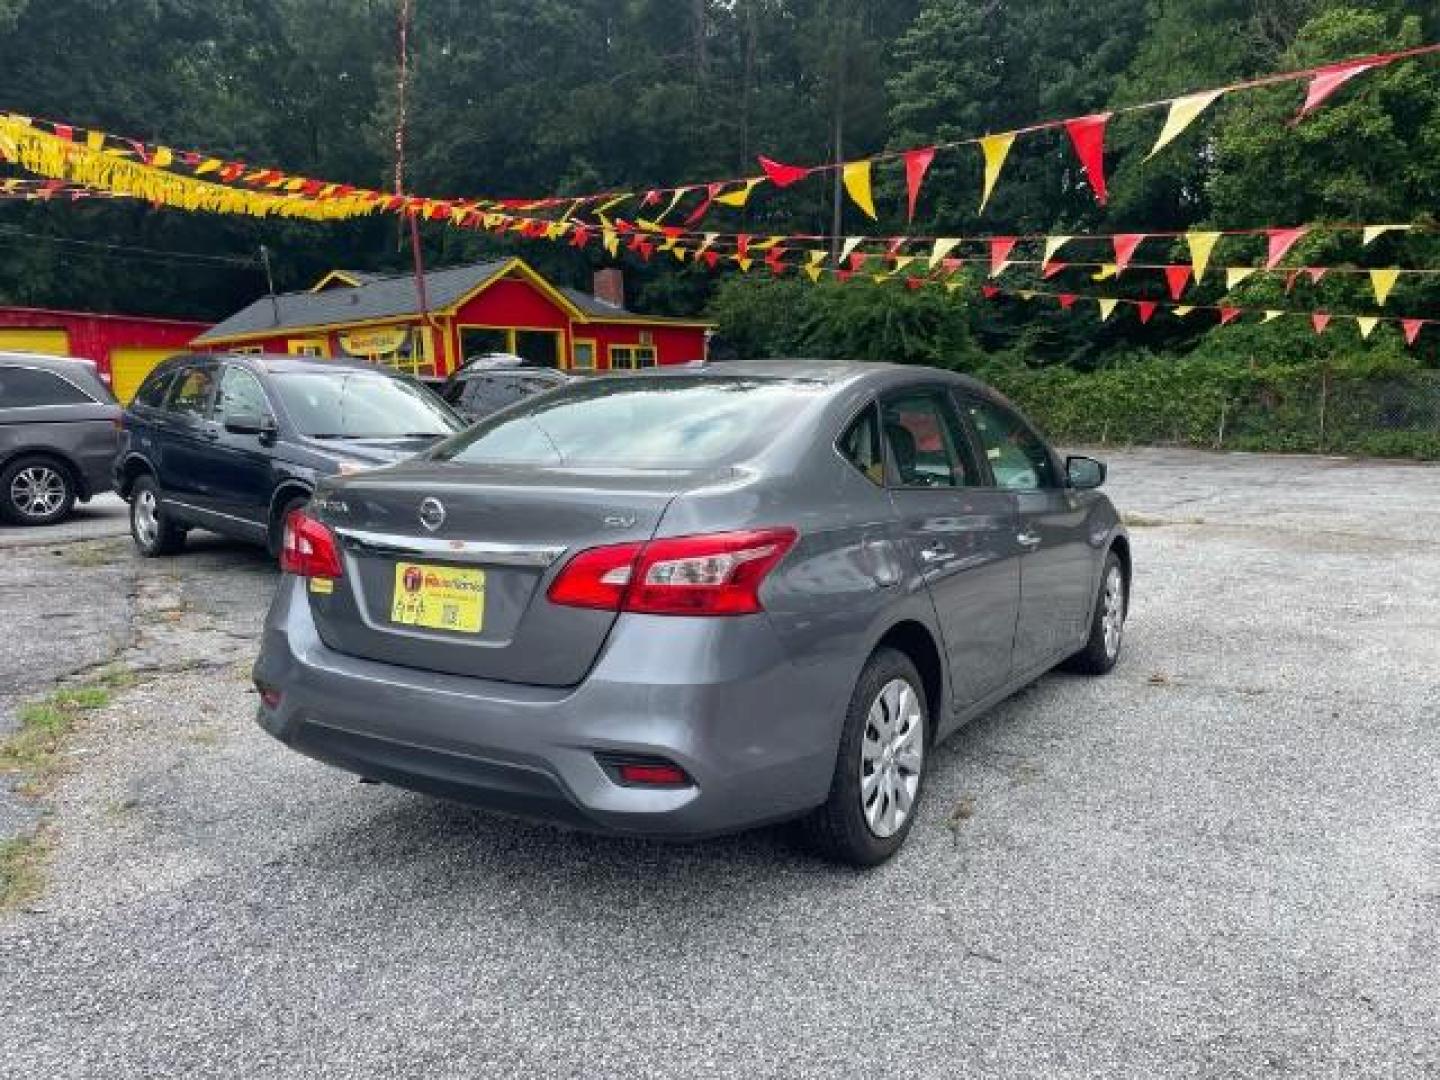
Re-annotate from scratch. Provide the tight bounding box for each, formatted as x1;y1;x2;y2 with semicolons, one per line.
0;307;211;402
195;258;712;376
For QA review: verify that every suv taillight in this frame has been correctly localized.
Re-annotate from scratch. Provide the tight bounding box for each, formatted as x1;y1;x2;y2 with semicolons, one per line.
548;528;797;616
280;510;344;579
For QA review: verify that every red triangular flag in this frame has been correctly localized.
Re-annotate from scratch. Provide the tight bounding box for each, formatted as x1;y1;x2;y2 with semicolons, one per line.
1042;261;1068;280
989;236;1017;276
941;257;964;274
568;224;592;249
1306;267;1327;284
641;189;662;207
1112;233;1145;272
981;285;1000;300
1164;264;1191;300
1218;306;1242;325
849;252;869;272
1137;300;1158;324
758;155;810;189
1265;227;1307;268
1064;113;1112;205
1297;61;1377;120
903;147;936;222
684;182;722;226
1058;293;1077;310
886;237;907;263
905;276;925;291
1311;312;1331;335
1402;319;1424;346
701;250;720;270
835;269;854;284
735;234;752;258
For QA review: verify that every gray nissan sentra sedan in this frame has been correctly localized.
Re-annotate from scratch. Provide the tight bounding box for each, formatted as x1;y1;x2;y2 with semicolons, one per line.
253;360;1130;865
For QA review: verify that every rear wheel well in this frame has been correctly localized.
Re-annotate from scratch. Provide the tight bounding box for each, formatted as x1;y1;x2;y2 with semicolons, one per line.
874;621;944;741
267;484;313;554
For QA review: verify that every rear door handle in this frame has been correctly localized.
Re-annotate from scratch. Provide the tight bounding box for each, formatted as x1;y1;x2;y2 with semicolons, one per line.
1017;531;1042;549
919;542;952;563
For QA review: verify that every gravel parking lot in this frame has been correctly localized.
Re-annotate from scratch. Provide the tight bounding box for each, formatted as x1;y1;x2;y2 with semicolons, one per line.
2;448;1438;1079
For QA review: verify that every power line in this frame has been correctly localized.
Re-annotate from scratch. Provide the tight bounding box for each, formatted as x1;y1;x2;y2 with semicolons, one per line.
0;225;258;268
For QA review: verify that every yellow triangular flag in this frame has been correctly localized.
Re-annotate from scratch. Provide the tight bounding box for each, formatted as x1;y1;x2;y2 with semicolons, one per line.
602;228;619;258
804;266;822;283
1262;310;1283;323
1187;231;1221;283
1098;297;1119;321
977;132;1016;213
1356;316;1378;340
670;246;689;262
85;130;104;151
871;273;890;284
1018;290;1035;301
1146;90;1225;160
152;147;174;168
1225;266;1256;290
842;161;877;219
839;237;864;265
1174;305;1195;318
807;249;827;268
1370;267;1400;306
893;255;917;272
752;235;784;251
1092;263;1118;281
735;256;754;272
1363;224;1411;246
945;281;963;294
929;238;961;269
715;178;760;207
196;158;222;175
1043;235;1072;266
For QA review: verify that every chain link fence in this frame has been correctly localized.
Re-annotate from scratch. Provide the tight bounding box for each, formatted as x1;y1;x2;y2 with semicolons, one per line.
995;366;1440;460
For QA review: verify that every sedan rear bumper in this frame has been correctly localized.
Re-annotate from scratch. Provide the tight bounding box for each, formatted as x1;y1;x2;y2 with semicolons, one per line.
253;578;844;838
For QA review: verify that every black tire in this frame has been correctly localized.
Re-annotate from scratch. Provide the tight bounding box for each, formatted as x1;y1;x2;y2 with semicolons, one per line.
129;474;186;556
801;647;930;867
267;494;310;560
0;454;76;526
1062;551;1127;675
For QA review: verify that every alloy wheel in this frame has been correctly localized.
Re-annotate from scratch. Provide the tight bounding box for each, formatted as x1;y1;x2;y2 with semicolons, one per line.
134;488;159;547
11;465;66;520
1101;565;1125;659
859;677;924;838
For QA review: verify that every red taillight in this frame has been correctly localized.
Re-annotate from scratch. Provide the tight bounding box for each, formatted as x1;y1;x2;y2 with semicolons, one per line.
617;762;691;786
280;510;344;579
548;528;797;617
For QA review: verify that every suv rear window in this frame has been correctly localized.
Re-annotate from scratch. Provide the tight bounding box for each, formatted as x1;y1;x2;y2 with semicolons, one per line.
432;376;827;468
0;365;95;407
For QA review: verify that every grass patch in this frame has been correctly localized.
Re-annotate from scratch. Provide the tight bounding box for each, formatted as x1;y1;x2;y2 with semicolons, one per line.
0;684;114;782
0;829;51;913
1122;512;1206;528
61;539;130;568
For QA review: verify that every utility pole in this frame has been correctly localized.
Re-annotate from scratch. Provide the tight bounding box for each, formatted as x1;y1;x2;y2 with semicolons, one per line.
828;8;848;265
395;0;430;340
259;244;281;327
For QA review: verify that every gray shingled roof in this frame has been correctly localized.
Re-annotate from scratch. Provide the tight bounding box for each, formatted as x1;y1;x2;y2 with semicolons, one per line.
198;258;707;343
198;260;521;342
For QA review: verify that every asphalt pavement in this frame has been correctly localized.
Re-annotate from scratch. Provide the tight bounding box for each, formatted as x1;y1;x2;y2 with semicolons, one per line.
1;449;1437;1079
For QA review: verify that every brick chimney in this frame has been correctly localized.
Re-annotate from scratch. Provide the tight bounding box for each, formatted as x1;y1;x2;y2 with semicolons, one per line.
593;267;625;309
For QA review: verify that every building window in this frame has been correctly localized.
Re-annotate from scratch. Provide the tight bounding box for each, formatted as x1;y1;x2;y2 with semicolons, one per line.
231;346;264;356
571;339;597;370
288;338;329;358
610;345;657;370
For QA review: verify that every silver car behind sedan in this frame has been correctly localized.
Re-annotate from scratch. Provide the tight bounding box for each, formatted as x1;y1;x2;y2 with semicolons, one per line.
253;361;1130;864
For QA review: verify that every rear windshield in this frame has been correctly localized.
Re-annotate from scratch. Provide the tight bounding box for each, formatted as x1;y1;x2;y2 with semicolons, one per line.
430;376;827;468
271;371;461;439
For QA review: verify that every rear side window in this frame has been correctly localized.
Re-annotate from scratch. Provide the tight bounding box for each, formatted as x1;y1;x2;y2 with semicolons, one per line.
433;376;827;468
838;405;884;486
0;366;94;407
881;390;981;488
214;366;274;424
166;366;217;418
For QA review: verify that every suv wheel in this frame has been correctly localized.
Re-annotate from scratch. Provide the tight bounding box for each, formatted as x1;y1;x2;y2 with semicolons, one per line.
130;475;186;556
1;455;76;526
801;647;929;866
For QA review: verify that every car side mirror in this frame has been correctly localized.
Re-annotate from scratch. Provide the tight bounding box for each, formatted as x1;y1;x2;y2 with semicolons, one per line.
225;413;278;442
1066;454;1106;490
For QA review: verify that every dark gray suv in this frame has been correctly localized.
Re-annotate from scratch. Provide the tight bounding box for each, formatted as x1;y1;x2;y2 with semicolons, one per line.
0;353;120;526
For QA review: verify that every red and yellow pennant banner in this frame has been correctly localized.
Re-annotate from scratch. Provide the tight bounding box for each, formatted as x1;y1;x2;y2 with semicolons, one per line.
4;43;1440;231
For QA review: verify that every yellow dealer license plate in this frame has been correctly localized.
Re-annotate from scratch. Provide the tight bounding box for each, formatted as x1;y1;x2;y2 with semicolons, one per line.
390;562;485;634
